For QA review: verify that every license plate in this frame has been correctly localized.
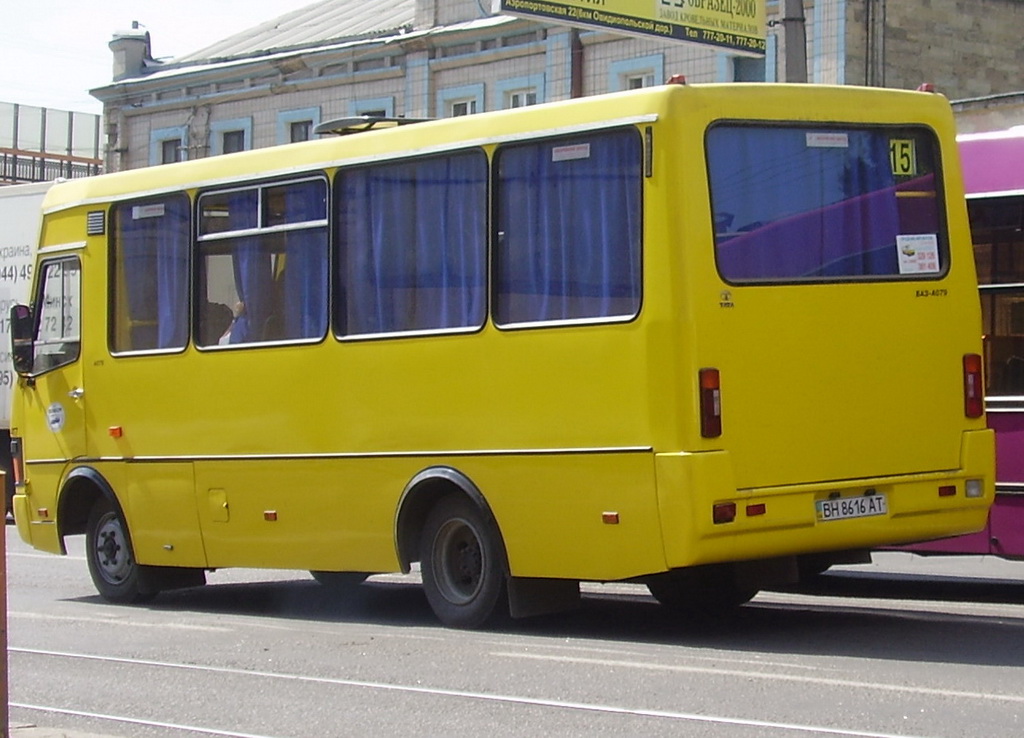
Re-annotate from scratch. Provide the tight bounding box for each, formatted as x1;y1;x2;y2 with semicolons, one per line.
815;493;888;522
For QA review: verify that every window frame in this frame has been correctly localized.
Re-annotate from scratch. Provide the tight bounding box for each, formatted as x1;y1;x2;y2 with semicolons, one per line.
108;194;192;356
30;254;82;375
150;125;188;166
277;107;321;145
437;84;485;119
195;173;330;350
492;126;645;331
706;120;950;285
210;118;253;157
608;55;664;93
332;149;489;342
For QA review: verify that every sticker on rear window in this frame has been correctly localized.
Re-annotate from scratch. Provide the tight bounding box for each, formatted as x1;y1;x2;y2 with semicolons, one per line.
805;132;849;148
896;234;940;274
552;143;591;162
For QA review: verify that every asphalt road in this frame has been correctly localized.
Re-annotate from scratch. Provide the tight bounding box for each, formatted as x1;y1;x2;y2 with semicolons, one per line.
6;527;1024;737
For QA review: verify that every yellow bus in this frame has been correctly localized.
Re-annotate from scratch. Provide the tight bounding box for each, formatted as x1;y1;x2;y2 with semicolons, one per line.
8;82;994;628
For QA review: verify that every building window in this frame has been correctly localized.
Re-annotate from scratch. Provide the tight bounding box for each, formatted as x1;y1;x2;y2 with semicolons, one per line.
150;125;188;166
349;97;396;119
277;108;321;145
161;139;182;164
222;130;246;154
608;54;664;93
289;121;312;142
210;118;252;156
733;55;767;82
496;75;545;111
437;84;484;119
353;57;388;72
451;99;477;117
507;90;537;108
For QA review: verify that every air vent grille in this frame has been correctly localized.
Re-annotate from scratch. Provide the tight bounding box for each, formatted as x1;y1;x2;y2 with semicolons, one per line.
86;210;106;236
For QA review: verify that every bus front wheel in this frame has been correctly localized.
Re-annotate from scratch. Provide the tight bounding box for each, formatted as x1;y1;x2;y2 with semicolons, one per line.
85;497;154;604
419;495;508;629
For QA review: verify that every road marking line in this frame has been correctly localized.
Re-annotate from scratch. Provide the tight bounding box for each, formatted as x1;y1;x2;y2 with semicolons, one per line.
9;611;231;631
492;651;1024;704
11;702;277;738
10;648;924;738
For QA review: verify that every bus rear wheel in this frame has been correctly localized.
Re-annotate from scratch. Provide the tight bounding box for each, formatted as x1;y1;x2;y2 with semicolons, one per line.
646;567;757;618
419;495;508;629
85;497;154;604
310;571;368;589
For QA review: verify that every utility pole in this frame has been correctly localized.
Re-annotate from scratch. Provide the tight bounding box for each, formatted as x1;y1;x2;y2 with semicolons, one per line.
782;0;808;82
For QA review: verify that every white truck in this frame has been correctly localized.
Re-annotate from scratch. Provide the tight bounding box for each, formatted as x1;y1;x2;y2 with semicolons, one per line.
0;181;51;515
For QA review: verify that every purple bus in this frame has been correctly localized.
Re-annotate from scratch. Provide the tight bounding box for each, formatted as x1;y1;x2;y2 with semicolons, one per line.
902;126;1024;558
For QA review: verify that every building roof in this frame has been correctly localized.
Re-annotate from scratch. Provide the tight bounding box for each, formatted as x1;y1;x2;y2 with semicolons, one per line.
171;0;416;64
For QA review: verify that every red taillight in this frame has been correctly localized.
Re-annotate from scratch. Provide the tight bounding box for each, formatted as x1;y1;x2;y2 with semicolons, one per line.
713;502;736;524
699;368;722;438
963;354;984;418
10;436;25;487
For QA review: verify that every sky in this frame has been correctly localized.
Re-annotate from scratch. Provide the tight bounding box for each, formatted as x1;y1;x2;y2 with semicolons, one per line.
1;0;318;114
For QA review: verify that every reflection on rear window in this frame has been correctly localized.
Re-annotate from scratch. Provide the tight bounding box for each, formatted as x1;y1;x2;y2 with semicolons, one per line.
707;125;945;282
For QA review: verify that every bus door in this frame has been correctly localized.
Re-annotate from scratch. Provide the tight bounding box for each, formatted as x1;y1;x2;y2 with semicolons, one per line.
19;255;86;471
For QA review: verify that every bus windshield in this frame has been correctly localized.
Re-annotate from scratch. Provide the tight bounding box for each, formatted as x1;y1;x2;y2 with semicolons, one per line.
708;125;944;282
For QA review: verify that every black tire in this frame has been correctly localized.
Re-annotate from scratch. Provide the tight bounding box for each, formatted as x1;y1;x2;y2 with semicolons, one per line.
419;494;508;629
646;567;756;618
310;571;369;589
85;496;154;604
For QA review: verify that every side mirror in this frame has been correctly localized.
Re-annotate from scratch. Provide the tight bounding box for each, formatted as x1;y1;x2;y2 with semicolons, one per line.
10;304;35;376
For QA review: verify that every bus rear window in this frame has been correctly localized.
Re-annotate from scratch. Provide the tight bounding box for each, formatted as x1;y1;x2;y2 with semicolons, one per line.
707;125;945;282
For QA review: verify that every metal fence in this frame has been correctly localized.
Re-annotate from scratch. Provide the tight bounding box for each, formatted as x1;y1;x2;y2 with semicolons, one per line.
0;102;102;184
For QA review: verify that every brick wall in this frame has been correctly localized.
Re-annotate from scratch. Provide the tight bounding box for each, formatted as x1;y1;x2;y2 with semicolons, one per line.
846;0;1024;98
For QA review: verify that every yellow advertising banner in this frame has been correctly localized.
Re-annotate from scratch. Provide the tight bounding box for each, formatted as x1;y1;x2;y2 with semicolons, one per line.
497;0;766;55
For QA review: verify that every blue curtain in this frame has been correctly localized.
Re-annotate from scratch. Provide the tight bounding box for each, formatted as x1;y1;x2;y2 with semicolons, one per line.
495;130;641;324
117;196;189;350
282;180;328;339
337;152;487;336
225;189;272;343
709;127;904;280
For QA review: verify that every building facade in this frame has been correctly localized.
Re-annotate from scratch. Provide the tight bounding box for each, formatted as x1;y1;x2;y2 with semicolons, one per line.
91;0;1024;172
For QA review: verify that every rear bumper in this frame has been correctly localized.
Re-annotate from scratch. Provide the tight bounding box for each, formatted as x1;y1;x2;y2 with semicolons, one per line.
656;428;996;568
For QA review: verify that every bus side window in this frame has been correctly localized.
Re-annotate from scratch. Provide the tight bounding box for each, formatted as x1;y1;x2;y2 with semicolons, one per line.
981;289;1024;396
33;257;81;373
493;128;642;326
973;195;1024;398
197;178;328;347
110;196;190;353
335;151;487;338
